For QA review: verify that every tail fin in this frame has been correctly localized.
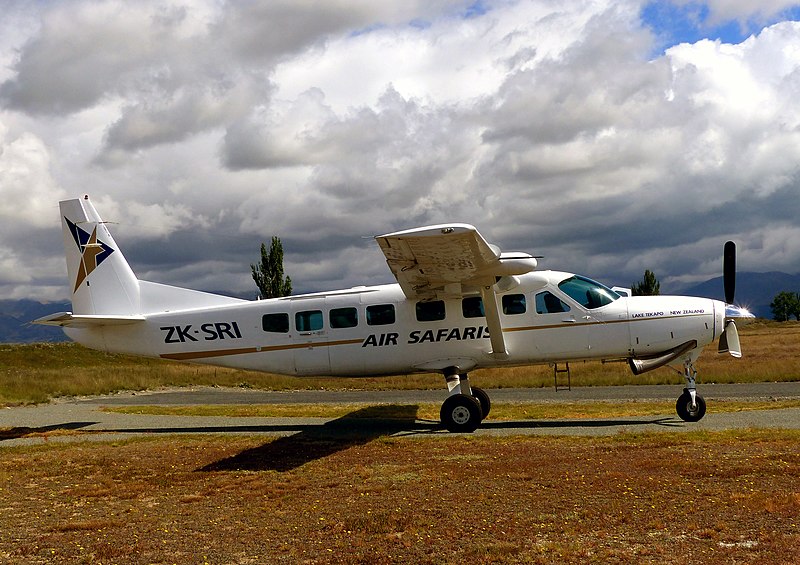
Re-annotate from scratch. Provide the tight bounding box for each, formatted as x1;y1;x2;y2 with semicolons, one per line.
61;196;141;316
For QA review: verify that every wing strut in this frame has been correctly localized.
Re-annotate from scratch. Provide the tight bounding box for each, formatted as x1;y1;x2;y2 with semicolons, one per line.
480;284;509;360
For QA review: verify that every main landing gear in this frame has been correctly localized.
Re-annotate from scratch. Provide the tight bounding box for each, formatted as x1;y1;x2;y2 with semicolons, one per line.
439;360;709;430
675;360;706;422
440;367;490;433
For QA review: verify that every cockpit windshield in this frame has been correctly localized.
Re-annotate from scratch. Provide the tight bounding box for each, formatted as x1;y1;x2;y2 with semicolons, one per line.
558;275;620;310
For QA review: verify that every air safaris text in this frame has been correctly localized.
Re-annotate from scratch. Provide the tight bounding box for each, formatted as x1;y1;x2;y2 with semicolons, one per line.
362;326;490;347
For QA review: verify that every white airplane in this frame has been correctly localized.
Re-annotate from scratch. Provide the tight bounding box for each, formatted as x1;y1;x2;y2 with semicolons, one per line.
36;196;755;432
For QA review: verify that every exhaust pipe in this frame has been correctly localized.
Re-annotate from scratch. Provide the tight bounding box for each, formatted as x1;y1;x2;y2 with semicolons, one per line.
629;340;698;375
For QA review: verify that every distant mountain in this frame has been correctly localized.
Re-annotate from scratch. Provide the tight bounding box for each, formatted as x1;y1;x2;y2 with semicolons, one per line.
679;271;800;319
0;299;72;343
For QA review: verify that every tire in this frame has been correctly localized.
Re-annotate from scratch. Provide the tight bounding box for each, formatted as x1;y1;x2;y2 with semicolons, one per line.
471;387;491;420
440;394;483;433
676;390;706;422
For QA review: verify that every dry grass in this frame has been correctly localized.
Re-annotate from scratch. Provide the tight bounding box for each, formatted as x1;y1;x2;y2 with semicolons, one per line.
1;430;798;564
2;321;799;406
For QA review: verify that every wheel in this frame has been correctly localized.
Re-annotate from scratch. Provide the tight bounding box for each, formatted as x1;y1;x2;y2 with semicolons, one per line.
471;387;491;420
440;394;483;433
676;389;706;422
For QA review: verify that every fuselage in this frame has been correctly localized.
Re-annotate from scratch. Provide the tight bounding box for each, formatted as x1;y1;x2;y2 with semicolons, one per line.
65;270;725;378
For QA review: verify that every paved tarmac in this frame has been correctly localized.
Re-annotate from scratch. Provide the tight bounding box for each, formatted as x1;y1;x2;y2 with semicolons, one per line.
2;382;800;447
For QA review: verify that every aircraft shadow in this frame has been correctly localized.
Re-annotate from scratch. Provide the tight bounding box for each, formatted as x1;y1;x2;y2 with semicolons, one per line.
200;404;424;472
481;417;684;430
197;410;683;472
0;421;97;441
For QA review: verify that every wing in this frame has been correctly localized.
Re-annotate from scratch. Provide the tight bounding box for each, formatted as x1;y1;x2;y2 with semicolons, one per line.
376;224;537;299
376;224;538;359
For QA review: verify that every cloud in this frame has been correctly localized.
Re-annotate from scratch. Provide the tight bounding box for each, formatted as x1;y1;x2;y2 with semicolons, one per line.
1;0;470;155
0;125;66;228
1;2;178;115
100;81;266;156
2;0;800;302
0;121;68;299
478;17;800;266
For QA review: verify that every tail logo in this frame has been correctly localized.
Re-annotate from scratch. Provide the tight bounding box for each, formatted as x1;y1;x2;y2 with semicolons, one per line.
65;217;115;293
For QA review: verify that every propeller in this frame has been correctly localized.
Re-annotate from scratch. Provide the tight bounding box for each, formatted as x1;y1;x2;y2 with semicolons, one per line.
723;240;736;305
719;240;743;358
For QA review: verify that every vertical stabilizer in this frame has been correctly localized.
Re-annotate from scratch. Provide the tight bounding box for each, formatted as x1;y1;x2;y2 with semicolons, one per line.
61;196;141;316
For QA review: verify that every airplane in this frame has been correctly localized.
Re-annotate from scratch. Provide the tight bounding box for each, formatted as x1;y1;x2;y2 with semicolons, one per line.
36;195;755;432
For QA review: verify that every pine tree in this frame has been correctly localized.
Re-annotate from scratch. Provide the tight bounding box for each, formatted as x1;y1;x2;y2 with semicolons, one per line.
251;236;292;298
631;269;660;296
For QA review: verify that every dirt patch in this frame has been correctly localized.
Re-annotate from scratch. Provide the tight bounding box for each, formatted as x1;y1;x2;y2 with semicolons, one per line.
1;431;799;564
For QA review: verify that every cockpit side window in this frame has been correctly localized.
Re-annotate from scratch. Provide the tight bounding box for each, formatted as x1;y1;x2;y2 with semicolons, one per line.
557;275;619;309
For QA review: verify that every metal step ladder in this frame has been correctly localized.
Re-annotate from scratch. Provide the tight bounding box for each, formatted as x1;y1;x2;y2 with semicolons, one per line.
553;362;571;391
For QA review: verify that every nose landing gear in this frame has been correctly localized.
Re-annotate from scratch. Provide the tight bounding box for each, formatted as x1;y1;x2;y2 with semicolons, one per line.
676;360;706;422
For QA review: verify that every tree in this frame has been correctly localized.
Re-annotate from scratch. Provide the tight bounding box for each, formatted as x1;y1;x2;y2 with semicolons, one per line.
631;269;660;296
251;236;292;298
770;291;800;322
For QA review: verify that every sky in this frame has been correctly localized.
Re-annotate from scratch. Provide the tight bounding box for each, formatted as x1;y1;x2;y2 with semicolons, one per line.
2;0;800;302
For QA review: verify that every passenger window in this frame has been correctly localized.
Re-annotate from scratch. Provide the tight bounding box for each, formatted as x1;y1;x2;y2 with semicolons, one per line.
502;294;526;315
416;300;445;322
262;313;289;333
535;292;571;314
330;307;358;329
295;310;323;332
366;304;395;326
462;297;485;318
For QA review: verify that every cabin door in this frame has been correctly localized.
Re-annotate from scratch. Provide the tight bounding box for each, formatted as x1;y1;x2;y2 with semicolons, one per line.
291;299;331;375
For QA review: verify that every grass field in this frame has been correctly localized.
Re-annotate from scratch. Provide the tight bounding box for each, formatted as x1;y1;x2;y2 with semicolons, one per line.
1;321;799;406
1;431;798;564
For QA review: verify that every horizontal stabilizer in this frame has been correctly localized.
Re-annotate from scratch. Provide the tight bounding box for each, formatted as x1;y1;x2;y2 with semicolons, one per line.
33;312;145;327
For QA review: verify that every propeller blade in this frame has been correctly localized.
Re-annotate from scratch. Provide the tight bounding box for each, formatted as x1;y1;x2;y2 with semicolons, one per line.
723;240;736;305
718;320;742;358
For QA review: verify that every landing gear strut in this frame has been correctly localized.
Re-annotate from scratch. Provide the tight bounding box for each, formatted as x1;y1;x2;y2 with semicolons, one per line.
675;360;706;422
440;367;490;433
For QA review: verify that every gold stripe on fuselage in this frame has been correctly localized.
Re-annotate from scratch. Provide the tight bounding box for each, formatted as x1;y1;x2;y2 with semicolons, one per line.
160;338;364;361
